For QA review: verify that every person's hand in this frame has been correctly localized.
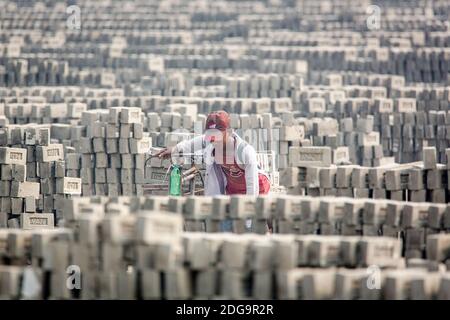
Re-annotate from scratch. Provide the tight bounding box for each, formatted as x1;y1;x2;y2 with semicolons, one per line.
154;147;173;159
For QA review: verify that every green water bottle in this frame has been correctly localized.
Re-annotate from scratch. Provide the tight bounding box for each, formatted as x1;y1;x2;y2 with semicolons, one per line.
169;164;182;196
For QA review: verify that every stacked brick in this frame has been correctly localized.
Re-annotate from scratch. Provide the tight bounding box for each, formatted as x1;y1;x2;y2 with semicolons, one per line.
2;0;450;301
280;146;450;203
78;107;152;196
0;101;87;125
57;195;450;259
1;224;450;299
0;124;81;228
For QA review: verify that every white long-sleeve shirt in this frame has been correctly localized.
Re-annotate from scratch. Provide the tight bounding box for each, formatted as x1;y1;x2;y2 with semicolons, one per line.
174;132;266;196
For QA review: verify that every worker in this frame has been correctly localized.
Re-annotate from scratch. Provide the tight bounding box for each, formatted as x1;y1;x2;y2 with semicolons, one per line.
156;110;272;232
155;110;271;196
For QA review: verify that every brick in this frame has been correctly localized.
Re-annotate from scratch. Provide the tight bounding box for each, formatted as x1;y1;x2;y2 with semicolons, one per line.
336;166;354;188
10;181;40;198
335;269;367;300
119;124;131;138
343;200;365;226
363;201;387;226
211;196;229;220
395;98;417;113
333;147;350;164
408;169;425;190
25;127;49;145
229;195;256;219
0;147;26;165
384;269;426;300
307;98;326;113
427;204;447;229
358;237;402;267
277;268;310;299
300;198;320;222
426;234;450;262
36;144;64;162
309;236;342;267
410;273;441;299
184;196;212;219
313;119;338;136
358;132;380;146
356;117;374;133
141;270;161;299
374;98;393;113
280;167;299;187
290;146;332;167
66;153;80;169
351;167;369;188
118;139;130;154
55;177;82;195
7;218;20;228
94;169;107;183
423;147;437;169
280;125;305;141
129;137;151;154
21;213;54;229
255;196;276;220
252;271;273;299
405;228;426;251
68;102;87;118
119;108;141;124
368;168;385;189
276;195;301;220
401;203;430;228
302;269;336;300
1;164;13;181
438;275;450;299
54;161;65;177
136;213;182;245
385;202;405;227
11;198;23;215
221;238;249;269
24;196;36;213
318;199;345;224
319;167;336;189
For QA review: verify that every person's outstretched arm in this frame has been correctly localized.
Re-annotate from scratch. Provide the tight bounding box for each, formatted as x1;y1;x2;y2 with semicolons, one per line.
154;135;205;158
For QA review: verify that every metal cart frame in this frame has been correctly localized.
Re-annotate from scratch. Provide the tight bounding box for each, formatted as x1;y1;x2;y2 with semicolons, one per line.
142;154;205;196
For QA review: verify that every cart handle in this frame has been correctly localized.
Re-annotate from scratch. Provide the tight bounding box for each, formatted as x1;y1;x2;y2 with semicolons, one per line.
144;152;202;168
144;153;205;189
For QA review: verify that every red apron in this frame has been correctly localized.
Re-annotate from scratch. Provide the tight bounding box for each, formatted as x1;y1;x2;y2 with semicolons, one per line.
220;158;270;195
